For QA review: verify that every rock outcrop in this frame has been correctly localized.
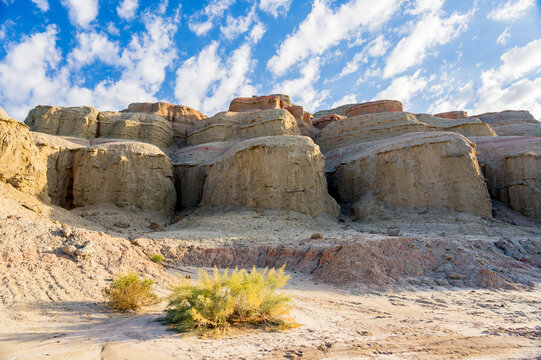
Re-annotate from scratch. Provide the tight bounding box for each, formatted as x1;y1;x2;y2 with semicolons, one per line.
97;111;173;149
0;109;48;200
25;106;100;139
187;109;300;146
312;114;346;130
345;100;403;117
472;110;541;137
201;136;339;218
312;104;356;123
331;132;492;218
229;96;284;112
435;111;468;119
475;136;541;220
285;104;318;137
72;142;176;216
316;112;496;152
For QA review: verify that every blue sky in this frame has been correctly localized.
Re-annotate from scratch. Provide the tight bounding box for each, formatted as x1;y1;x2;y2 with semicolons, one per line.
0;0;540;121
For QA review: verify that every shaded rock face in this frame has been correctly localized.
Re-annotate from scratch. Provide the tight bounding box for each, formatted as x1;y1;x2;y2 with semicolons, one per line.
31;132;83;208
473;110;537;125
471;110;541;137
72;142;176;216
0;115;48;200
316;112;496;152
201;136;340;218
312;104;356;123
435;111;468;119
229;96;284;112
97;112;173;149
187;109;300;146
269;94;292;107
346;100;403;117
313;114;346;130
331;132;492;218
25;106;100;139
475;136;541;221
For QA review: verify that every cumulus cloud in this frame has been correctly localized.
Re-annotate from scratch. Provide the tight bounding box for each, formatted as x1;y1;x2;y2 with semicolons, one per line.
473;38;541;118
221;6;257;40
117;0;139;20
175;41;257;115
259;0;292;17
249;22;266;43
487;0;535;21
60;0;99;28
67;32;121;69
335;34;390;80
31;0;49;11
188;0;236;36
375;69;428;108
267;0;401;76
383;5;473;78
496;27;511;45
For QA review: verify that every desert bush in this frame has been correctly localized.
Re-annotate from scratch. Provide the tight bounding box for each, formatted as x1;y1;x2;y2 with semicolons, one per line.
103;272;159;311
151;254;165;263
163;266;295;334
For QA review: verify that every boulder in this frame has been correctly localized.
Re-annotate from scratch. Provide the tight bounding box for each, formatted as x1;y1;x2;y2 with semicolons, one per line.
229;96;284;112
475;136;541;220
0;111;48;199
312;104;356;123
187;109;300;146
97;112;173;149
435;111;468;119
316;112;496;152
31;132;84;208
201;136;339;218
25;106;99;139
72;142;176;216
312;114;346;130
285;105;319;137
345;100;403;117
123;102;207;145
331;132;492;218
269;94;292;107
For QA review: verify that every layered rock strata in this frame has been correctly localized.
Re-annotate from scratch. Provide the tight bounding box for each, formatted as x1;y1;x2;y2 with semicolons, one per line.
345;100;403;117
25;106;99;139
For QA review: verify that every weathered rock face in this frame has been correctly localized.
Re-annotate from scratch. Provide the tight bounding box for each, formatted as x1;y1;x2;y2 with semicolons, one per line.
312;114;346;130
332;132;492;218
97;112;173;149
285;105;319;137
345;100;403;117
72;142;176;216
269;94;292;107
0;106;10;120
475;136;541;220
31;132;83;208
435;111;468;119
316;112;496;152
489;122;541;137
0;114;48;200
229;96;284;112
187;109;300;146
312;104;356;123
25;106;100;139
472;110;540;137
473;110;537;125
201;136;339;218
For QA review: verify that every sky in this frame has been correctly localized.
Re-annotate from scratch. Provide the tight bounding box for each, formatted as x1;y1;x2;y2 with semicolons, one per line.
0;0;540;121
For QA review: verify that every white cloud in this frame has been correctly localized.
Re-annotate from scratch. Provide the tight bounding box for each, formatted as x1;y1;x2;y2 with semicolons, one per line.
473;38;541;118
428;80;475;114
487;0;535;21
67;32;120;69
117;0;139;20
31;0;49;11
405;0;444;15
221;6;256;40
367;34;391;57
249;22;266;43
272;58;329;111
60;0;99;28
188;0;236;36
259;0;292;17
331;93;357;108
375;69;427;108
267;0;402;76
174;41;257;114
496;27;511;45
106;22;120;36
335;34;390;80
383;6;473;78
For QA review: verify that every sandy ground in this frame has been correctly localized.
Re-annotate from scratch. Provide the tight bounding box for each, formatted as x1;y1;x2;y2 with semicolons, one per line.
0;181;540;359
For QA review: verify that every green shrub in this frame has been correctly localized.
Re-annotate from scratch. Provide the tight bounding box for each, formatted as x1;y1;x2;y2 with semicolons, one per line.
151;254;165;263
103;272;159;311
163;266;296;335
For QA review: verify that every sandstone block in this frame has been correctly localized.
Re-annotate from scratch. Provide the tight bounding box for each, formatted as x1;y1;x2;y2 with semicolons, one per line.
312;114;346;130
312;104;356;123
25;106;99;139
285;105;319;137
229;96;284;112
472;110;537;125
72;142;176;216
332;132;492;218
435;111;468;119
345;100;403;117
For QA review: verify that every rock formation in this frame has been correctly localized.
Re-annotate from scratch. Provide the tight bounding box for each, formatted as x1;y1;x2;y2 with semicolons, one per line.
331;132;492;218
345;100;403;117
472;110;541;137
72;142;176;216
435;111;468;119
475;136;541;220
229;96;284;112
200;136;339;218
312;104;356;123
25;106;100;139
312;114;346;130
187;109;300;146
97;111;173;149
